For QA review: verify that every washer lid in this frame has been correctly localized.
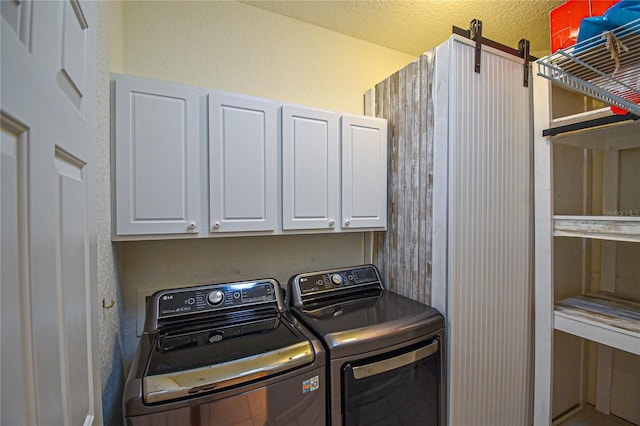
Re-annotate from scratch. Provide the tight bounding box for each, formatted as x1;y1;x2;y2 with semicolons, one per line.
143;314;314;404
293;290;444;359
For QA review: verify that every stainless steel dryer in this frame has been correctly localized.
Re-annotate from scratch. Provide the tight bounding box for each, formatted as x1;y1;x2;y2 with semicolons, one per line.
288;265;445;426
123;278;326;426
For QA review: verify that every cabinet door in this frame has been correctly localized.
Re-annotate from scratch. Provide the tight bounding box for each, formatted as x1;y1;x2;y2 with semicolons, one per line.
114;75;202;236
341;115;388;229
282;105;339;230
209;93;277;232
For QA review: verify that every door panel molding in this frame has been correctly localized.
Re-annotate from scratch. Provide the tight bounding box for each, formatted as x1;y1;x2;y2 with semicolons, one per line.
59;0;88;113
1;112;37;426
55;145;91;425
1;0;33;49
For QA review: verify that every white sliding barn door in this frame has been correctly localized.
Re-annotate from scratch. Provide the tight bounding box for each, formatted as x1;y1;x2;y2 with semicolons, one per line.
1;1;102;425
433;36;533;426
373;36;532;426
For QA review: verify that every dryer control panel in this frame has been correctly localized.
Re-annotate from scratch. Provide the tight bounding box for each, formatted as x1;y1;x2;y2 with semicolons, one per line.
288;265;383;307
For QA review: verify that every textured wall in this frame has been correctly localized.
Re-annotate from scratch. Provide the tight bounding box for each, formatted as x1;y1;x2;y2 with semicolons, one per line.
110;1;414;370
122;1;414;114
117;234;365;364
96;2;124;424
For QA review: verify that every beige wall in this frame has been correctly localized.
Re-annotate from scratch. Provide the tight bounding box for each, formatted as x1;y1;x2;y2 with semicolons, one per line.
107;1;415;367
122;0;413;113
96;1;124;424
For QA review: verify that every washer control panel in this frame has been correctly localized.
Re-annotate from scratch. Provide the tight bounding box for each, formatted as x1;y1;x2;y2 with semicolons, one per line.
293;265;382;299
155;279;279;319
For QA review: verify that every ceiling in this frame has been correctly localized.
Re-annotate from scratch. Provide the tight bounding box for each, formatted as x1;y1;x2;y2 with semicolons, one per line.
241;0;565;57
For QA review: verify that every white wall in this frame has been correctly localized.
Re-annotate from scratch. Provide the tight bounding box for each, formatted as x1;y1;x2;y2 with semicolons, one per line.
105;1;415;368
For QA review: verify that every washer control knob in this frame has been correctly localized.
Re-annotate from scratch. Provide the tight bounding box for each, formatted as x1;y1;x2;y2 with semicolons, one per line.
331;274;343;286
207;290;224;305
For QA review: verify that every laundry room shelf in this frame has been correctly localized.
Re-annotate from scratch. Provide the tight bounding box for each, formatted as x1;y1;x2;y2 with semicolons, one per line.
537;18;640;115
554;291;640;356
545;107;640;150
553;215;640;242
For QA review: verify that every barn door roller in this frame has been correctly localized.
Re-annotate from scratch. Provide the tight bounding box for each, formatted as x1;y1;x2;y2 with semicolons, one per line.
452;19;535;87
471;19;483;74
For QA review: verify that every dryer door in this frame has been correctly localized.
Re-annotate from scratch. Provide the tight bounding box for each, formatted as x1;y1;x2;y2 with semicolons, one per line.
341;337;441;426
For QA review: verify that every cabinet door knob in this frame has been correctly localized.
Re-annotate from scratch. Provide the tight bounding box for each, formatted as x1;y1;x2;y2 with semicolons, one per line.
345;219;351;226
213;222;221;230
329;219;335;227
188;222;197;230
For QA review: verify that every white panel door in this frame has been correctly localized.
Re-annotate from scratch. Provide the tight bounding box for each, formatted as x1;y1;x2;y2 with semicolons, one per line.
440;36;532;426
341;115;388;229
209;92;277;232
114;75;202;236
282;105;339;230
1;1;102;425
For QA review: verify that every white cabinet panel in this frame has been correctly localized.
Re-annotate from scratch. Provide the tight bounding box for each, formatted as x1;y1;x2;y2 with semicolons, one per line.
208;93;277;232
114;75;202;236
341;115;387;229
112;75;388;239
282;105;339;230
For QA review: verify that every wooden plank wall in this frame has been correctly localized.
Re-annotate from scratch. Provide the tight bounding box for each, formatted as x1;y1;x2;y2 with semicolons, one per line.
373;50;435;305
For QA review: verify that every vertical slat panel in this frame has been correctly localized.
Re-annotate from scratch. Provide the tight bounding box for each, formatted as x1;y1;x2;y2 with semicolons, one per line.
373;51;435;305
447;40;532;426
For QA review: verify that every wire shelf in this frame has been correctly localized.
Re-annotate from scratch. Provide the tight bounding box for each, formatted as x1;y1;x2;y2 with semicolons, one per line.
537;17;640;115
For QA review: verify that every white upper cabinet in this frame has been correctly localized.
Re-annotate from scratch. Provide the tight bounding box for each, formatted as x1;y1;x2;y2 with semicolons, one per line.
208;92;277;233
282;105;339;230
112;75;388;239
341;115;388;229
113;75;202;236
